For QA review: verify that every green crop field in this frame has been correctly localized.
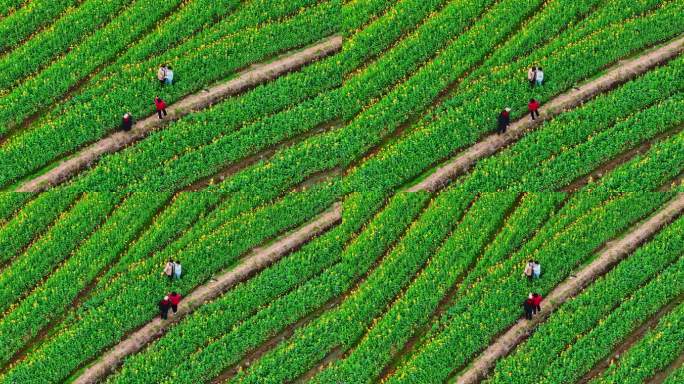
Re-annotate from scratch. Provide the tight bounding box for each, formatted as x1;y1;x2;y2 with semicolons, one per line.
0;1;682;383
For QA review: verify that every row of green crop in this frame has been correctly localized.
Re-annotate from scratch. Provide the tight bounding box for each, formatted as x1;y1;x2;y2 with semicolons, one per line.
309;193;517;384
194;0;540;203
229;189;475;383
586;130;684;192
70;0;484;192
427;0;666;120
591;300;684;384
111;192;428;384
453;53;684;192
0;183;340;383
104;191;392;383
0;0;338;187
341;0;396;35
486;214;684;383
0;193;119;314
0;0;26;18
663;363;684;384
0;0;133;92
0;0;78;53
0;191;78;263
319;193;562;383
384;192;670;383
347;0;684;192
512;93;684;190
0;192;170;366
0;192;32;223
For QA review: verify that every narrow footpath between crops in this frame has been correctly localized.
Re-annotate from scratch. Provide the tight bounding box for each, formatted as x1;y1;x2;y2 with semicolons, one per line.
15;35;343;193
407;35;684;193
71;203;342;384
453;193;684;384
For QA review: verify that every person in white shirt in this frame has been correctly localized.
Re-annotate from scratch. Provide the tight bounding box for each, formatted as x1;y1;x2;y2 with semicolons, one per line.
536;67;544;86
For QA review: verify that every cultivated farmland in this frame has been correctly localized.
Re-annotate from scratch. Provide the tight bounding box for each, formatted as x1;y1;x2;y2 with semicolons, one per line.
0;1;682;383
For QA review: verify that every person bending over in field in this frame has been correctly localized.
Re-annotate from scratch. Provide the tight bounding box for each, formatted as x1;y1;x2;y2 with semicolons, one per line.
154;96;168;119
159;296;171;320
497;107;511;134
168;292;182;315
163;259;174;281
528;98;540;121
121;113;133;132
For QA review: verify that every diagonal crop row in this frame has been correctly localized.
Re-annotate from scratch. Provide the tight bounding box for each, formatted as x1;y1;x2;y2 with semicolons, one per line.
114;191;430;384
229;189;476;383
309;192;518;384
73;0;494;192
104;191;393;384
0;192;170;367
347;0;684;192
0;0;133;92
0;192;32;224
385;192;671;383
486;214;684;383
0;192;119;315
0;0;78;53
0;0;339;188
0;183;339;384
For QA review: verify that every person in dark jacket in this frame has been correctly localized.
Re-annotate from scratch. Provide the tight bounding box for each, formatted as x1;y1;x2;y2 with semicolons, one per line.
497;107;511;134
159;296;171;320
528;98;540;120
523;293;535;320
121;113;133;131
168;292;182;314
532;292;543;314
154;96;167;119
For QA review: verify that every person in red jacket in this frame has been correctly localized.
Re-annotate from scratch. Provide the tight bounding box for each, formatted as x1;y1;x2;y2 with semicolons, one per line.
497;107;511;134
121;113;133;131
154;96;168;119
523;293;535;320
168;291;182;314
158;296;171;320
528;98;540;121
532;292;543;314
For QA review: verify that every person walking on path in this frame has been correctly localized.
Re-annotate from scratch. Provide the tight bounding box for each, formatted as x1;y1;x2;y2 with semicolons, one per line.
121;113;133;132
164;65;174;85
536;67;544;86
154;96;167;119
523;260;534;282
159;296;171;320
523;293;535;320
163;260;174;281
532;260;541;279
168;292;182;315
532;292;543;314
497;107;511;134
157;64;168;86
173;260;182;280
528;98;540;121
527;66;537;88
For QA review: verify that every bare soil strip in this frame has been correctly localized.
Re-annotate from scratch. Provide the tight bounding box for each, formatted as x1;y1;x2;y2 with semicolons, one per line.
453;193;684;384
15;35;343;193
407;35;684;193
648;352;684;384
71;203;341;384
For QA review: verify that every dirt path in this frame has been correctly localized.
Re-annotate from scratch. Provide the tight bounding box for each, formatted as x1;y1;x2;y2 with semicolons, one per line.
453;193;684;384
15;35;343;193
648;352;684;384
71;203;341;384
407;35;684;193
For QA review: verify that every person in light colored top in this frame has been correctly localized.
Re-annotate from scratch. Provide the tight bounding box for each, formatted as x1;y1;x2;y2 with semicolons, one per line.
163;260;174;281
536;67;544;86
165;66;174;85
173;260;182;280
523;260;534;282
532;260;541;279
157;64;167;86
527;66;537;88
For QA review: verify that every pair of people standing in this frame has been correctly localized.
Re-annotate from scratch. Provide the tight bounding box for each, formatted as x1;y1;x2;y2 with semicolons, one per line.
523;292;543;320
119;95;167;131
157;64;174;86
158;292;182;320
163;260;182;281
527;66;544;87
496;97;541;133
523;260;541;282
